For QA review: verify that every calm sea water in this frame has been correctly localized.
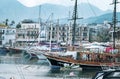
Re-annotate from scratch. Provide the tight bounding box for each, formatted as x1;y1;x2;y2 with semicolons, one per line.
0;54;98;79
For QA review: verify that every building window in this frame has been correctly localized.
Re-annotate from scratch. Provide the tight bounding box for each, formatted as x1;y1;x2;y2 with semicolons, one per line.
83;33;87;36
84;27;87;31
2;36;4;40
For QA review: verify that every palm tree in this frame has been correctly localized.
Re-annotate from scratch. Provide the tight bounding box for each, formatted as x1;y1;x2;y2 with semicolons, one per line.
10;20;15;26
16;23;21;28
97;28;111;42
5;19;9;26
4;19;15;27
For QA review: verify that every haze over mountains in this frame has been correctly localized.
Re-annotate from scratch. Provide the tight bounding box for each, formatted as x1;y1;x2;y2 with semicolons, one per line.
0;0;119;25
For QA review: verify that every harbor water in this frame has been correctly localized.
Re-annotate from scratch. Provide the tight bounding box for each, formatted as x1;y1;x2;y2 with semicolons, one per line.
0;54;98;79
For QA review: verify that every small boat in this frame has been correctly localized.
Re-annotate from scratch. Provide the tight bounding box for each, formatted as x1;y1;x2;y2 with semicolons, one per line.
22;50;39;61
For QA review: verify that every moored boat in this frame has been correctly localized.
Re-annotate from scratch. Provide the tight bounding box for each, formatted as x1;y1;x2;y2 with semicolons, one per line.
92;69;120;79
8;47;24;55
22;50;39;61
0;46;9;56
43;46;120;70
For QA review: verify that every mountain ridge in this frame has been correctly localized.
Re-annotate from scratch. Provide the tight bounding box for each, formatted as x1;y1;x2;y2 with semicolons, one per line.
0;0;113;25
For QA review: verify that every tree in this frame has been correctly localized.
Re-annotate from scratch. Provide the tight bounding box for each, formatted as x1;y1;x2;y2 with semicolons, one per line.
16;23;21;28
5;19;9;26
22;19;34;23
4;19;15;27
10;20;15;26
97;28;111;42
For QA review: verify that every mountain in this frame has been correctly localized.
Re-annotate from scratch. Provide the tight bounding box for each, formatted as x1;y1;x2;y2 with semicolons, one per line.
82;12;120;24
77;3;111;18
0;0;39;24
0;0;112;25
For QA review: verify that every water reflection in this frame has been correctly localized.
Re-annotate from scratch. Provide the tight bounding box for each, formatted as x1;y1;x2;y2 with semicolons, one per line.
0;55;98;79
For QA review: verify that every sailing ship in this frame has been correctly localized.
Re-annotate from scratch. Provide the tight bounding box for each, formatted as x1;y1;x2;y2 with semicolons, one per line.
43;0;120;70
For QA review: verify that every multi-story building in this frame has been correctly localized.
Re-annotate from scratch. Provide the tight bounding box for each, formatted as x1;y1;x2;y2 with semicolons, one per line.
14;18;91;46
16;22;40;46
0;24;16;46
0;25;6;45
77;24;89;43
46;23;90;45
46;24;70;44
88;21;115;42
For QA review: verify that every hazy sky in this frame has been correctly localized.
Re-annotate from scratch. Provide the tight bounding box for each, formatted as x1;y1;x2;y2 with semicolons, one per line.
17;0;120;11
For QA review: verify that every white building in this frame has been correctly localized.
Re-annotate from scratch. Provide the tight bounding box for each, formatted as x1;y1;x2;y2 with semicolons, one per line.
45;23;90;45
16;22;40;46
0;26;16;46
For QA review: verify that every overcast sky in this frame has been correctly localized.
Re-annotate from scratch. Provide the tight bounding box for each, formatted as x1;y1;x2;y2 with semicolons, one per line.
17;0;120;11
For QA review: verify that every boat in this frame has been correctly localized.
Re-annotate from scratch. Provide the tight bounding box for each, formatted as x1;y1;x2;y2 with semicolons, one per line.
43;0;120;70
44;46;120;70
22;50;39;60
8;47;24;55
0;46;9;56
92;69;120;79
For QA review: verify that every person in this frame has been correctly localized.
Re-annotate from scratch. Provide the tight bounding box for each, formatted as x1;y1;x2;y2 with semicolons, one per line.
69;72;75;76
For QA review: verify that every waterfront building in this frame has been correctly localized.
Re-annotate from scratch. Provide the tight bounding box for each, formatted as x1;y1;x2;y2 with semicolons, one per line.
77;24;89;43
46;23;90;46
109;22;120;45
16;22;40;46
46;24;69;43
87;21;120;45
0;24;16;46
11;18;120;48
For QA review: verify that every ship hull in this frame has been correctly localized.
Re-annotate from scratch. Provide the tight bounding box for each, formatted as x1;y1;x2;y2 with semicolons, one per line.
80;64;102;71
46;55;102;70
44;53;120;71
46;56;73;70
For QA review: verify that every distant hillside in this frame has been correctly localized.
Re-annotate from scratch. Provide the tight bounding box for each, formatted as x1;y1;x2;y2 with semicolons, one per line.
77;3;111;18
0;0;112;25
82;12;120;24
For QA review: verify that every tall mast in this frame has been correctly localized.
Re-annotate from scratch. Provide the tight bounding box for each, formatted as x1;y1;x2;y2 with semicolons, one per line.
50;13;53;52
39;5;41;25
38;5;41;43
72;0;83;46
113;0;117;49
112;0;119;49
72;0;78;46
